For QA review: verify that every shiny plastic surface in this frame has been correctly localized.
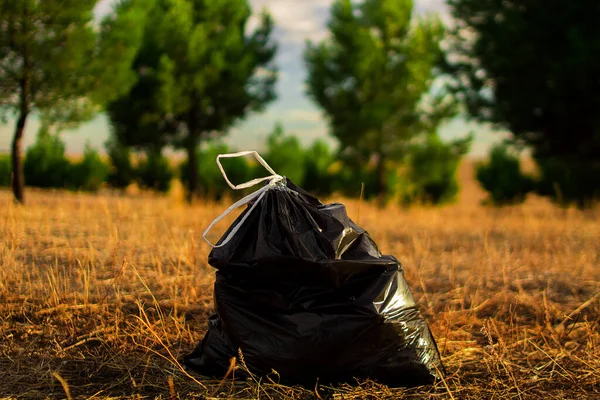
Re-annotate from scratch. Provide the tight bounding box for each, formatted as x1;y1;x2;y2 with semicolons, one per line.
184;180;445;387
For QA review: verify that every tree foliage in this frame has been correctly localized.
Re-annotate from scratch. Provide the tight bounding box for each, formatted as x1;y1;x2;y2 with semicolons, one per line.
304;0;452;201
180;143;252;200
105;134;135;189
70;143;109;192
535;158;600;208
0;0;147;203
447;0;600;206
401;133;472;205
108;0;278;201
476;144;534;206
264;123;306;186
303;139;335;196
23;126;71;189
23;129;111;192
0;154;9;186
136;150;173;193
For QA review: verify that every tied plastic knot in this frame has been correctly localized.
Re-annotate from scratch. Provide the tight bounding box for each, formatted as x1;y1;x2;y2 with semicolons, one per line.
203;151;283;248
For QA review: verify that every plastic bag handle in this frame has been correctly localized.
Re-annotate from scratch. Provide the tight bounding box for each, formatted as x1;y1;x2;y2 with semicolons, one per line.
216;151;281;190
203;151;283;248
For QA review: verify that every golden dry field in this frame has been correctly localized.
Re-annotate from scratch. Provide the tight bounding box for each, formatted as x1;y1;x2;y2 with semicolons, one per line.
1;161;599;399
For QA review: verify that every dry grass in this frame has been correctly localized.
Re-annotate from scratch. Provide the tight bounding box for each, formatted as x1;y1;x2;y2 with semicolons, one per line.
1;165;599;399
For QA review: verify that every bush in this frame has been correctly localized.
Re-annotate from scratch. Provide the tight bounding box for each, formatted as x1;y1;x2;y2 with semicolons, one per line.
180;143;252;200
136;150;173;193
24;127;71;188
335;164;379;199
534;156;600;208
69;143;109;192
401;133;472;205
105;134;135;189
302;140;335;196
328;149;379;199
476;144;534;205
264;123;305;186
0;154;10;187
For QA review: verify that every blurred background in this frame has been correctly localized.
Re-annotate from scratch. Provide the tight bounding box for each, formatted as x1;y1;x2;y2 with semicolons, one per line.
0;0;598;207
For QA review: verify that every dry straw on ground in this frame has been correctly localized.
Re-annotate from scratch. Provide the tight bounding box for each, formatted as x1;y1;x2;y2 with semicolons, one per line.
1;164;599;399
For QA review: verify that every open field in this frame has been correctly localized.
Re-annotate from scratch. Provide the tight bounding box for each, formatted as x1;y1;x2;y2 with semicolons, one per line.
1;164;599;399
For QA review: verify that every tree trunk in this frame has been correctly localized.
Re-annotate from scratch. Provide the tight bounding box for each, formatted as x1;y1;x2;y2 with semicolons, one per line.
375;153;386;208
11;111;28;204
12;56;31;204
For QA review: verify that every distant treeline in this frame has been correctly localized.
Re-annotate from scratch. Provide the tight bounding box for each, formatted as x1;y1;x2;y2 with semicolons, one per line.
2;127;596;207
0;123;472;205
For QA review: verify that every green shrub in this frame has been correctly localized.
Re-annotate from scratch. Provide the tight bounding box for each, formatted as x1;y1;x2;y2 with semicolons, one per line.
23;127;71;188
136;150;173;193
0;154;10;187
302;139;335;196
332;163;379;199
264;123;305;186
105;134;135;189
534;156;600;208
476;144;534;205
329;150;379;199
69;143;109;192
180;143;252;200
401;133;471;205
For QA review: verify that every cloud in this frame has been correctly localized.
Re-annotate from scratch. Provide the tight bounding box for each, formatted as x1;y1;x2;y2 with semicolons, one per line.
235;106;323;126
286;109;324;124
250;0;332;44
94;0;114;19
250;0;451;47
414;0;449;15
413;0;452;24
250;0;448;45
226;122;335;153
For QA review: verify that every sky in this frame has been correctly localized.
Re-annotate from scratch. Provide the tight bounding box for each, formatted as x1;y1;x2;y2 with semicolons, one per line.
0;0;507;157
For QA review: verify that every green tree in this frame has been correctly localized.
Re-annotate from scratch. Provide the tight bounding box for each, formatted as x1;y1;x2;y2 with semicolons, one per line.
105;134;135;189
303;139;335;196
0;0;147;204
23;125;71;189
535;158;600;208
70;143;109;192
0;154;12;187
401;133;472;205
476;144;535;206
108;0;277;202
447;0;600;206
135;149;173;193
304;0;452;204
264;123;306;186
180;143;252;200
332;152;379;199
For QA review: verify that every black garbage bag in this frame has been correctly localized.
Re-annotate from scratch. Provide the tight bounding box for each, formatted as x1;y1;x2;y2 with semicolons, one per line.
184;154;444;387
